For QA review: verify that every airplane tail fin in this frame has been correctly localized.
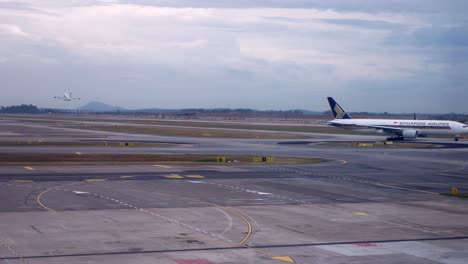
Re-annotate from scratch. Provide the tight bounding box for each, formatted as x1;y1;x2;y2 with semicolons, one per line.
327;97;352;119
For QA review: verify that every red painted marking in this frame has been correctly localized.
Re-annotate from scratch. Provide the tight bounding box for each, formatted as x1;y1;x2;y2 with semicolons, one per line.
353;243;379;247
175;259;215;264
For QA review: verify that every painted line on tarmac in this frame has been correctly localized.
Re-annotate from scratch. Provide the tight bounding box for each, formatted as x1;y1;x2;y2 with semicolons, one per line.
3;236;468;261
206;202;295;263
265;165;439;196
68;191;235;244
85;179;107;182
23;166;35;171
36;177;294;262
185;175;205;179
119;175;135;179
352;212;369;216
372;183;439;195
12;180;34;183
206;182;306;204
199;176;444;246
165;174;184;179
212;205;252;245
0;239;27;263
36;182;83;212
60;184;293;263
271;256;295;263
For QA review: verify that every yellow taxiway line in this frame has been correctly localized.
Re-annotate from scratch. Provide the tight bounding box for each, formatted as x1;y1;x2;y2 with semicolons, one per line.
185;175;205;179
12;180;33;183
205;203;252;245
23;166;35;171
207;203;295;263
0;239;27;263
165;174;184;179
271;256;295;263
120;175;135;179
223;207;252;245
85;179;107;182
353;212;369;216
36;182;82;212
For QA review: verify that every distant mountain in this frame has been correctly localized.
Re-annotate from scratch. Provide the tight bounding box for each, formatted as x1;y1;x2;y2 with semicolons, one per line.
79;101;126;112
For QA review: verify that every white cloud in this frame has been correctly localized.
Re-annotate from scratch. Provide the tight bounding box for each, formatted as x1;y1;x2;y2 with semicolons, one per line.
0;23;28;36
175;39;209;48
0;1;466;112
0;4;426;75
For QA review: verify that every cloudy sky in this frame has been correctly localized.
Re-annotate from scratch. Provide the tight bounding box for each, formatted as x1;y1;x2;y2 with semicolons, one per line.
1;0;467;113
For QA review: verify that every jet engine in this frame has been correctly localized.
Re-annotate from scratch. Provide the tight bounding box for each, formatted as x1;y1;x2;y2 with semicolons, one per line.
402;130;418;138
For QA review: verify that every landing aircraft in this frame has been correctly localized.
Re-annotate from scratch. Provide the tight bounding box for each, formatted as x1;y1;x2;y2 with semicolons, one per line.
54;92;80;101
327;97;468;141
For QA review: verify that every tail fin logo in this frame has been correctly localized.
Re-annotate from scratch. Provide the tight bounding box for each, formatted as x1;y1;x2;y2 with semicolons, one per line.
334;104;346;119
327;97;351;119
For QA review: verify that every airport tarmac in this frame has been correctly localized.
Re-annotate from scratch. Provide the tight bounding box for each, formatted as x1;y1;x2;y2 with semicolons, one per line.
0;118;468;264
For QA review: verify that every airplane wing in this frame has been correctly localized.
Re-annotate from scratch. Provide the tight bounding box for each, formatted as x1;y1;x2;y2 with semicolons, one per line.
365;125;404;134
329;121;404;134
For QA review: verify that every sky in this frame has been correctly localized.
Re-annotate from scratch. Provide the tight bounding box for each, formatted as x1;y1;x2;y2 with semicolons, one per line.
1;0;467;113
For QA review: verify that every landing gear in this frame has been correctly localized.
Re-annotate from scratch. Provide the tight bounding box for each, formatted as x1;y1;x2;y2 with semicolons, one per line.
455;137;460;142
387;136;404;141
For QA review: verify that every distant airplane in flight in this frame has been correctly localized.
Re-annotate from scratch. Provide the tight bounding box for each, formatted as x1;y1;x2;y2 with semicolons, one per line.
54;92;80;101
327;97;468;141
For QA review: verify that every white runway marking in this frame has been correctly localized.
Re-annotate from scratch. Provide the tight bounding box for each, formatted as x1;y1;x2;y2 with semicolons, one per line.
62;189;235;244
245;190;271;195
188;181;204;184
72;191;89;195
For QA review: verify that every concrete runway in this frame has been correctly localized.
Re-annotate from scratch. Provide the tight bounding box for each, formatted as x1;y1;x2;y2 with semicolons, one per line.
0;119;468;264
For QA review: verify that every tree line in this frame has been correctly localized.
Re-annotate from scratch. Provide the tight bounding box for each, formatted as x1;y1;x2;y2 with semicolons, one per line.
0;104;41;113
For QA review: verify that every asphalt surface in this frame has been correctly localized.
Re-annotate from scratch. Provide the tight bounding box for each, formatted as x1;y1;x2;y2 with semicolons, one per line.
0;118;468;264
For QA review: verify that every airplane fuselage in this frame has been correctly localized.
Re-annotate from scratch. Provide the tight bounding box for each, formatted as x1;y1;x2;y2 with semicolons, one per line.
54;92;79;101
326;97;468;141
328;119;468;137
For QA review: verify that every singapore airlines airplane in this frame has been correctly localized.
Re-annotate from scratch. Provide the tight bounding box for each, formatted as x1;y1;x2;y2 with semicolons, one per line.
54;92;80;101
327;97;468;141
